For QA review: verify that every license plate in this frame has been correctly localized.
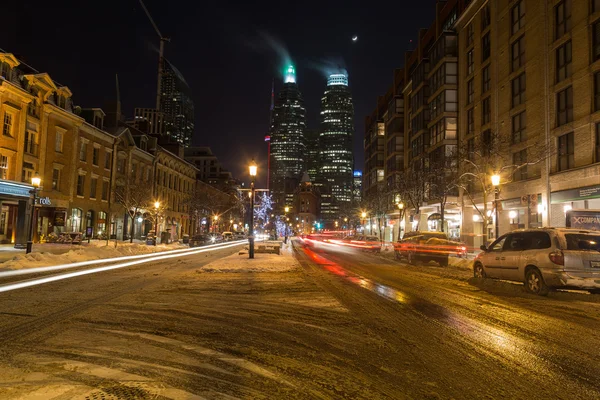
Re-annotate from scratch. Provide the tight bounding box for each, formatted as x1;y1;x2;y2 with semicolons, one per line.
591;261;600;268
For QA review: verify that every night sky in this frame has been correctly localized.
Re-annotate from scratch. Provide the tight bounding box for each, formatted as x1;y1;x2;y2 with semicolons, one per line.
4;0;433;186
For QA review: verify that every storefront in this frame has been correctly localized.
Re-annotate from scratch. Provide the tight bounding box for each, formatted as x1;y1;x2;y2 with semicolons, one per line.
0;180;35;248
33;196;69;242
499;194;543;232
550;184;600;227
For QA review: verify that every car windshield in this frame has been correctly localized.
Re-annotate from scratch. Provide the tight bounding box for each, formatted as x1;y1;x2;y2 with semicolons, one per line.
564;234;600;251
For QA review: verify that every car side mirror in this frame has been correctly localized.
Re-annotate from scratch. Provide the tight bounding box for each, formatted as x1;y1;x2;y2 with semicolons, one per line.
480;245;487;251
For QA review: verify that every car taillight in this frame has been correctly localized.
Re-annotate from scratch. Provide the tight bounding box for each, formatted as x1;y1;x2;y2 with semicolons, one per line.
460;246;467;252
549;250;564;266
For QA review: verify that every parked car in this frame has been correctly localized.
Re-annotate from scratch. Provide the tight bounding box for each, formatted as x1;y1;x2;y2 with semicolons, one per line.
234;232;246;240
474;228;600;295
190;234;211;247
350;235;381;252
209;234;224;243
222;232;233;241
394;231;466;266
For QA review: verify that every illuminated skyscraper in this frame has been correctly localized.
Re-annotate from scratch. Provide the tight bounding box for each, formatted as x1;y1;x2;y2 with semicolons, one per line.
319;73;354;223
269;65;306;209
160;59;194;146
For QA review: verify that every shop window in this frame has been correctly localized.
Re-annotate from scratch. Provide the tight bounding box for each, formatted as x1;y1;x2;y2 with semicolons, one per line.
97;211;107;236
85;210;94;237
71;208;82;233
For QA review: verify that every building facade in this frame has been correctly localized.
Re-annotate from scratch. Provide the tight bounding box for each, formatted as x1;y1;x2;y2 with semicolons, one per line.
160;59;194;147
269;65;307;210
318;73;355;225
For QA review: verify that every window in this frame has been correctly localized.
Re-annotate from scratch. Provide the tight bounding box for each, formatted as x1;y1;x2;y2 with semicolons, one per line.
556;41;572;82
512;73;526;107
131;162;137;179
55;131;63;152
513;149;528;181
467;108;474;135
481;33;491;62
595;73;600;112
594;21;600;62
482;97;491;125
24;131;36;156
52;168;60;190
97;211;107;235
92;147;99;166
79;142;87;162
90;177;97;199
101;181;109;201
481;5;491;31
512;111;527;143
105;151;112;169
596;123;600;162
481;129;492;156
77;175;85;196
556;86;573;126
117;158;126;173
466;23;474;47
555;0;571;39
511;36;525;72
511;1;525;35
71;208;82;233
3;113;12;137
482;66;490;93
0;155;7;180
594;0;600;12
22;162;34;183
489;236;507;252
467;138;475;160
467;79;474;104
558;132;574;171
467;49;474;75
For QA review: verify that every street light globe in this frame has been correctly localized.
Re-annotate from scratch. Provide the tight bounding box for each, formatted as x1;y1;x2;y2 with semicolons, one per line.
31;172;41;188
361;212;367;218
213;215;219;221
284;206;290;213
344;217;348;222
249;159;257;177
398;203;404;210
154;201;160;209
491;174;501;186
137;217;143;223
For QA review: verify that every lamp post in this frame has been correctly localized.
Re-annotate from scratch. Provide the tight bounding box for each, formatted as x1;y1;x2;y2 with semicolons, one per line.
154;201;160;246
284;205;289;244
491;174;500;239
397;202;404;241
26;172;41;254
249;160;257;259
361;211;367;233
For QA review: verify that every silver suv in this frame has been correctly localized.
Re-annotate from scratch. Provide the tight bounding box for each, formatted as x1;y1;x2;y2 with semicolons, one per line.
474;228;600;295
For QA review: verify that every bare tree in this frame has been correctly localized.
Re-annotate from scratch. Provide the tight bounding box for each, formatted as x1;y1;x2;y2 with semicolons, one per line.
114;177;153;243
427;146;460;233
395;162;427;230
457;129;554;241
363;182;390;241
183;183;242;235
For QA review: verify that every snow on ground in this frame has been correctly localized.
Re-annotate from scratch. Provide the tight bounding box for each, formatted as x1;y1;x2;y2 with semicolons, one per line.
0;241;187;271
197;241;300;273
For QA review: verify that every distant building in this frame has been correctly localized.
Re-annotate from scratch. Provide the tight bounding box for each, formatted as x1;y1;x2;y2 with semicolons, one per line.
353;170;362;203
318;73;354;224
131;108;165;136
160;59;194;147
184;146;237;190
269;65;306;210
295;172;319;234
304;129;320;182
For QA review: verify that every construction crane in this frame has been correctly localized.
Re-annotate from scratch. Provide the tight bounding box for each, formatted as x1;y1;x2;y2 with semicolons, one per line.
138;0;170;111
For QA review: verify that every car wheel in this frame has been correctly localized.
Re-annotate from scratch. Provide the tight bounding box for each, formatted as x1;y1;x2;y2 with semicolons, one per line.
525;268;549;296
473;263;486;279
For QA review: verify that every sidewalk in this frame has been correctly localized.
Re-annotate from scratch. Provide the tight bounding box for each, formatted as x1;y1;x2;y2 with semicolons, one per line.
0;240;187;271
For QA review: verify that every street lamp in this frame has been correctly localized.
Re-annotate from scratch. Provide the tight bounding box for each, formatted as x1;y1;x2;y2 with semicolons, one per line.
491;174;500;239
397;202;404;241
249;159;257;259
153;201;160;246
283;205;290;243
26;172;41;254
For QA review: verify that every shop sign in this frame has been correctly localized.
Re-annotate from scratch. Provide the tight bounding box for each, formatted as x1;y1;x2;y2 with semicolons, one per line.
566;210;600;230
0;181;32;198
36;197;52;206
551;184;600;204
501;198;523;209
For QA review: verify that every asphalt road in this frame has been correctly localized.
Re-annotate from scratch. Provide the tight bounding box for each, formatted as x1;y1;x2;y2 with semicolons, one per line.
0;240;598;399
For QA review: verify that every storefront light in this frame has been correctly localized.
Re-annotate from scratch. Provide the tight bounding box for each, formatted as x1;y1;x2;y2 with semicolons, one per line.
473;214;480;222
137;217;143;223
509;211;518;219
564;204;572;213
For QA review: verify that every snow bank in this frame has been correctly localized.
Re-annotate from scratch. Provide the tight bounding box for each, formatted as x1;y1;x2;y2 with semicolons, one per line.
198;241;300;273
0;242;187;271
449;257;473;270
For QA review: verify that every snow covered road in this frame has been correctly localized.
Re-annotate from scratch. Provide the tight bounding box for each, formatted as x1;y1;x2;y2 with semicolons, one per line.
0;239;598;399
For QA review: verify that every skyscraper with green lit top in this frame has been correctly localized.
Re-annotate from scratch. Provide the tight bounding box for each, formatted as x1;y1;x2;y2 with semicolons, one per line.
269;65;306;210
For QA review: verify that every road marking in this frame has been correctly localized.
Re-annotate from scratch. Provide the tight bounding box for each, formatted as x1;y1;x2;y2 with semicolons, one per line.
0;240;248;278
0;241;245;294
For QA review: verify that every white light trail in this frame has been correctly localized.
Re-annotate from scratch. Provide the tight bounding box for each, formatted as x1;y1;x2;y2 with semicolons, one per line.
0;240;247;279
